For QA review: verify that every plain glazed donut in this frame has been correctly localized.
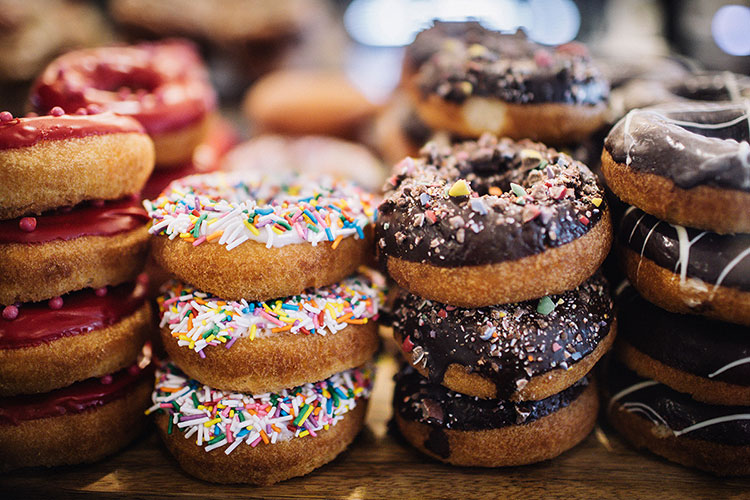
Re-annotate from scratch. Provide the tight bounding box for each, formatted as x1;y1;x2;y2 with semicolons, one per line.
377;134;612;307
146;172;376;301
156;275;382;393
603;101;750;234
149;362;372;485
29;39;216;168
0;110;154;220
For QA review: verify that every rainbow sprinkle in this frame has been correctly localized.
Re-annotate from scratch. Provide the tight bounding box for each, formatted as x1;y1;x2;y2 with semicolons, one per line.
157;275;384;355
144;172;376;249
146;363;374;454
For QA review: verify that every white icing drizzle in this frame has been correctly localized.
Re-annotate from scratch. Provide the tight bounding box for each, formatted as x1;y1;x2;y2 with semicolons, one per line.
710;246;750;299
723;71;741;103
670;223;707;287
621;402;670;427
622;110;635;166
636;219;662;281
662;112;750;130
674;415;750;437
708;357;750;379
608;380;659;410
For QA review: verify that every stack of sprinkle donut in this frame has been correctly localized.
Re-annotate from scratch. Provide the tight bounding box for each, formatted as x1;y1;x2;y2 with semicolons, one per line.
142;171;384;484
377;133;615;467
602;100;750;475
0;108;156;470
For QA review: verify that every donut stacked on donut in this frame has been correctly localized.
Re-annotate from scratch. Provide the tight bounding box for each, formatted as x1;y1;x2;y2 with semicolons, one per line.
144;171;383;484
378;134;615;466
602;100;750;475
0;109;156;470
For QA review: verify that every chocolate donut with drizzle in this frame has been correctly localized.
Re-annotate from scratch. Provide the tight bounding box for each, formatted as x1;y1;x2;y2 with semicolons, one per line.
392;272;615;401
619;206;750;325
602;101;750;234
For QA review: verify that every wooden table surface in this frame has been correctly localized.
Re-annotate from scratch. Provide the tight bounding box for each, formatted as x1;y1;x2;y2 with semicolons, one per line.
3;356;749;500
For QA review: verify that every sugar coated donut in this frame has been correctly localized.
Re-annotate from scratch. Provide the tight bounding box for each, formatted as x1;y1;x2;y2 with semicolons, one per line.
29;39;216;168
377;134;612;307
619;206;750;325
603;101;750;234
156;274;382;393
0;110;154;220
149;362;372;485
146;172;376;301
393;367;597;467
393;272;614;401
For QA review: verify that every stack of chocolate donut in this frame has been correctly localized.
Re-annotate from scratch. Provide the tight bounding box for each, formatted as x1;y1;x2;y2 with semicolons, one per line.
143;171;384;484
377;133;616;466
602;100;750;475
0;108;156;470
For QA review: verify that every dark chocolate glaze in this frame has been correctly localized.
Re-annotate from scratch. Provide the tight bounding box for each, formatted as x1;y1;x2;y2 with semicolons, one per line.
377;134;607;267
619;206;750;291
607;359;750;446
404;21;490;72
393;273;613;399
605;101;750;191
669;72;750;102
414;25;608;106
618;286;750;387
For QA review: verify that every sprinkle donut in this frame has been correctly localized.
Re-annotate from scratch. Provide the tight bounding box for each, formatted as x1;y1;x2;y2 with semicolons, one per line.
392;272;615;401
619;206;750;326
156;275;382;393
148;362;372;485
30;39;216;168
146;172;376;302
603;101;750;234
376;134;612;307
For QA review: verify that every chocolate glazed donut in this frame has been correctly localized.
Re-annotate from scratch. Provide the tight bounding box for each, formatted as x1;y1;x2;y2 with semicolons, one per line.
377;134;612;307
602;101;750;234
619;206;750;325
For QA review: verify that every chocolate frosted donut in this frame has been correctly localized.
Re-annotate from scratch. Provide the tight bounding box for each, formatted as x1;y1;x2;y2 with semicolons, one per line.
603;101;750;234
393;366;597;466
392;272;615;401
606;359;750;476
616;286;750;406
619;206;750;325
377;134;612;307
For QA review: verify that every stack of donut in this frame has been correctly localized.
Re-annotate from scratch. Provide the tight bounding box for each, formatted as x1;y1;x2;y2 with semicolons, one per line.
0;108;156;470
143;171;384;484
602;100;750;475
377;133;615;466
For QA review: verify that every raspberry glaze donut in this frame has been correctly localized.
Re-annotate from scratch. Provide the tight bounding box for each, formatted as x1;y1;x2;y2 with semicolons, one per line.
146;172;376;301
377;134;612;307
30;39;216;168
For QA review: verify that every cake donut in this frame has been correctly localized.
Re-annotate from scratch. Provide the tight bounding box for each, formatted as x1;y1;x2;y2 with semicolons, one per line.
1;351;153;471
156;274;382;393
616;286;750;406
29;39;216;168
392;272;614;401
148;362;372;485
393;366;598;467
377;134;612;307
603;101;750;234
146;172;376;301
407;26;609;144
606;359;750;476
619;206;750;325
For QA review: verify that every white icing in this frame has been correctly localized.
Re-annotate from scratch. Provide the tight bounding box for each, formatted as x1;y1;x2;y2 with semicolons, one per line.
708;357;750;379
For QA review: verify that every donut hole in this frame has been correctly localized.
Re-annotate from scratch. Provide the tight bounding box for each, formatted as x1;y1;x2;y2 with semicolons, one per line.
667;107;750;142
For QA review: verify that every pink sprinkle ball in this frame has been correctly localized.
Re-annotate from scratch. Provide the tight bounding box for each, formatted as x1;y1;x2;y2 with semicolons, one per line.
48;296;64;309
2;305;19;320
0;111;13;122
95;286;108;297
100;375;113;385
75;107;88;115
50;106;65;117
137;272;150;286
19;217;37;232
87;104;103;114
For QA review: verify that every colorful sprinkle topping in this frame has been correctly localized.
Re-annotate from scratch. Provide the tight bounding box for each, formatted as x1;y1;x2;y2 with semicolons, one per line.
147;363;373;454
157;275;384;356
144;172;376;249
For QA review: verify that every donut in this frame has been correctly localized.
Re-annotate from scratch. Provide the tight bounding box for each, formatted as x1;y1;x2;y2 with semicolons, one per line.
619;206;750;325
616;286;750;406
156;274;382;393
605;358;750;476
376;134;612;307
1;351;153;471
392;272;615;401
406;26;609;144
602;101;750;234
148;362;372;485
29;39;216;168
393;366;597;467
0;280;151;396
145;172;376;302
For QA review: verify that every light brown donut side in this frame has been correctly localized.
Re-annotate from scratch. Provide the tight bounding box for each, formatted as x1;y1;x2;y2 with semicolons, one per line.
152;114;212;168
0;225;150;305
0;133;154;220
